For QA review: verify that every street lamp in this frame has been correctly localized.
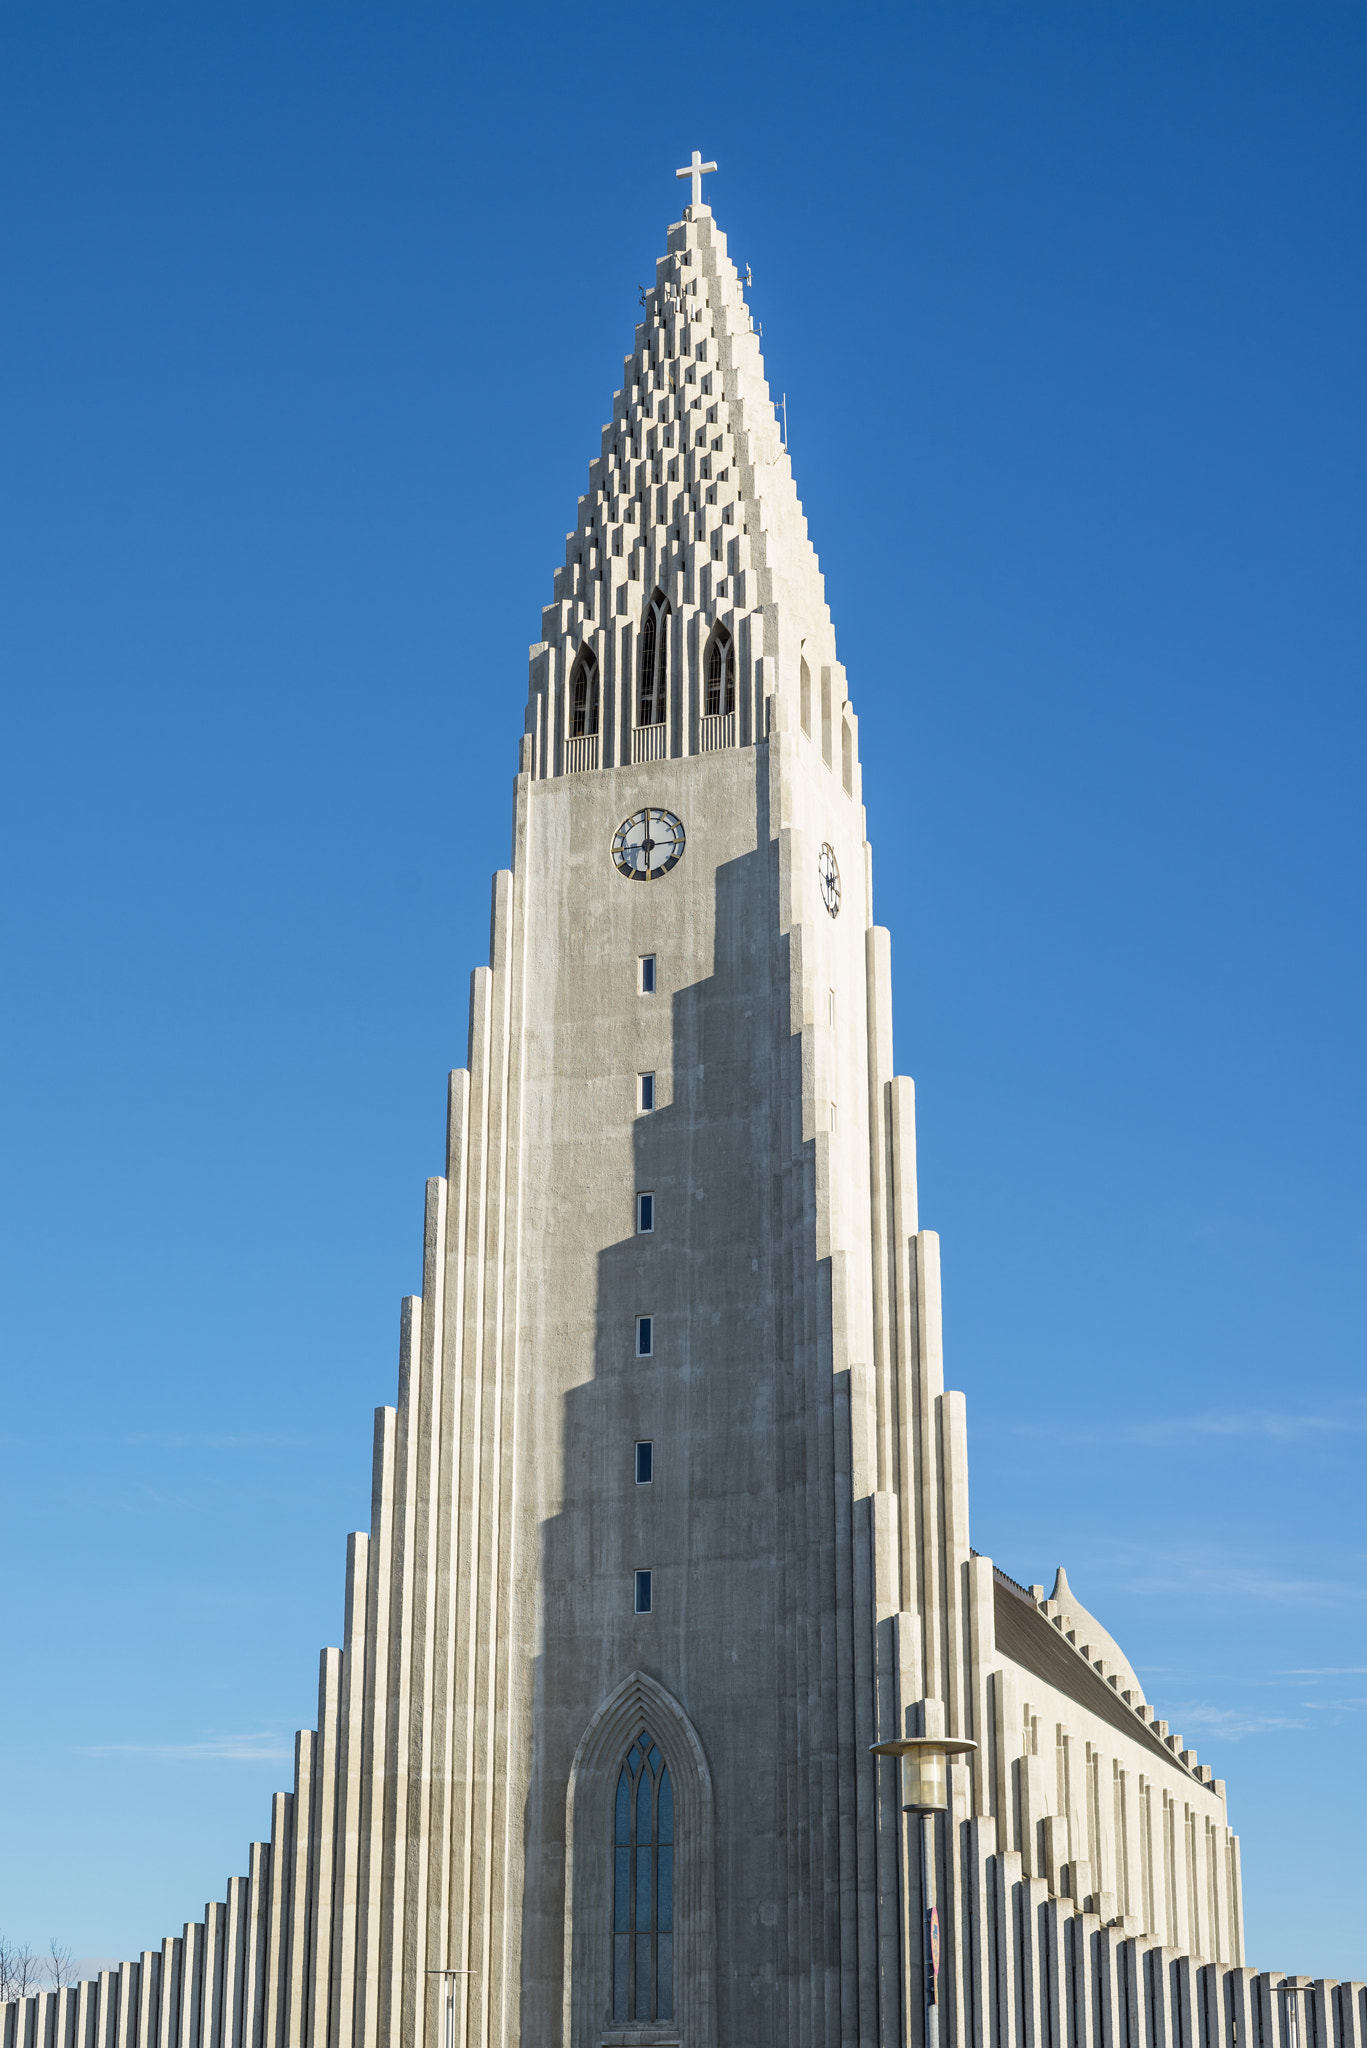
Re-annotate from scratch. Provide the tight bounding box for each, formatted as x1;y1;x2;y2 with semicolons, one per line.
870;1736;978;2048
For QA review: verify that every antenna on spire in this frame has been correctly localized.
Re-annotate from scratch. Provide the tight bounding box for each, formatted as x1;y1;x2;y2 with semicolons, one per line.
745;264;753;287
675;150;718;212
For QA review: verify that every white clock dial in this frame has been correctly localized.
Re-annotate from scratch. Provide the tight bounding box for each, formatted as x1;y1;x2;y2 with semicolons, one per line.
819;842;841;917
612;808;686;882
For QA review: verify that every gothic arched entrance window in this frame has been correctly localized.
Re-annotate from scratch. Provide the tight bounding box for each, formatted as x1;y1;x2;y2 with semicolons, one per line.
613;1727;673;2023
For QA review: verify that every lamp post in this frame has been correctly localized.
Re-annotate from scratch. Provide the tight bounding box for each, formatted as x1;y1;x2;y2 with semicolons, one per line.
424;1968;476;2048
870;1735;978;2048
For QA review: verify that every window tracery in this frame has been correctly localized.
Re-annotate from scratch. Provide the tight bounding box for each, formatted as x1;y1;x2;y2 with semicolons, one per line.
570;650;599;738
639;598;668;727
705;628;734;718
613;1728;673;2023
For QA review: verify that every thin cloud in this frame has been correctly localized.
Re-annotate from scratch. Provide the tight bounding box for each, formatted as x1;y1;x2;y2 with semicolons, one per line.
1014;1406;1367;1449
122;1433;307;1451
1275;1666;1367;1678
1158;1704;1306;1738
79;1732;292;1763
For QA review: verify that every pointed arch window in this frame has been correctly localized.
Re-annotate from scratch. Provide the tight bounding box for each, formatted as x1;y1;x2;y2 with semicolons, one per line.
570;649;599;737
613;1728;673;2024
639;597;669;727
705;627;734;718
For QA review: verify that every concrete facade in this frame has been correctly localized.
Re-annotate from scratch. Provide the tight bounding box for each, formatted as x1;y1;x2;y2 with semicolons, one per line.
4;193;1355;2048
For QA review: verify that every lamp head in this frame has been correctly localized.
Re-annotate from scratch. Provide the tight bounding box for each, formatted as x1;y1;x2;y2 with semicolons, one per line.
869;1734;978;1813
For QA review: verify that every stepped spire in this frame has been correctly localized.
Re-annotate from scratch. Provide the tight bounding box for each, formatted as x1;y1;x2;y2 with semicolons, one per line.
523;198;856;788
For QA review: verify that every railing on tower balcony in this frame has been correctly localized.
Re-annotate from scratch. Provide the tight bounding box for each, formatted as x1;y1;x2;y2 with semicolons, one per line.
632;723;668;763
563;733;599;773
698;712;736;752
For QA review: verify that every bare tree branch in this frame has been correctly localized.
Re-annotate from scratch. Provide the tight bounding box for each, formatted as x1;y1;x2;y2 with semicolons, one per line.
48;1942;77;1993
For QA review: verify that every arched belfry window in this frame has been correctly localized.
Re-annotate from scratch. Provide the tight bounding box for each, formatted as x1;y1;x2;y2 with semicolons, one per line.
613;1728;673;2023
705;628;734;718
570;649;599;737
639;595;669;727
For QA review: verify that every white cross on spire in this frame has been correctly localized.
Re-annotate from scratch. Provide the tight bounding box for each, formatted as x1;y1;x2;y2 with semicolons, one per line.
675;150;718;212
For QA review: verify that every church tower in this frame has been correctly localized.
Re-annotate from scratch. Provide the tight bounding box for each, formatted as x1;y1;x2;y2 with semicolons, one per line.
5;170;1271;2048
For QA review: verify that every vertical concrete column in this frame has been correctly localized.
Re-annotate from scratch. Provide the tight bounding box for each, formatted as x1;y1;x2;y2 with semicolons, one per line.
396;1177;451;2048
328;1532;371;2048
155;1938;180;2048
284;1734;314;2047
1070;1915;1099;2048
95;1973;119;2048
174;1927;202;2048
863;929;895;1496
1120;1938;1151;2048
304;1653;341;2048
991;1855;1023;2048
113;1964;137;2048
421;1071;473;2048
1013;1881;1047;2048
355;1404;399;2048
965;1559;996;1823
133;1954;159;2048
262;1797;291;2048
241;1844;270;2048
1335;1985;1366;2048
73;1983;96;2048
1098;1928;1129;2048
1152;1950;1182;2048
938;1395;971;1744
444;967;497;2036
200;1904;226;2048
222;1875;250;2048
913;1233;946;1707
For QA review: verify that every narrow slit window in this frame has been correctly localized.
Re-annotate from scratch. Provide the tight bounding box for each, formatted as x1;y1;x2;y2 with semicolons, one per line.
640;955;657;994
828;989;836;1026
637;1192;655;1234
635;1441;653;1484
634;1569;653;1614
830;1101;838;1133
636;1316;653;1357
639;1073;656;1113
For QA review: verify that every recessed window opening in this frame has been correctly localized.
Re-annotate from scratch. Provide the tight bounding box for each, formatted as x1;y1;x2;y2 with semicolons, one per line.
612;1724;672;2023
842;715;853;795
634;1570;653;1614
639;1073;656;1113
821;667;833;767
636;1316;654;1357
570;650;599;738
828;989;835;1026
635;1441;653;1485
639;594;670;727
640;955;656;994
830;1101;837;1134
705;627;735;717
800;656;812;737
637;1192;655;1234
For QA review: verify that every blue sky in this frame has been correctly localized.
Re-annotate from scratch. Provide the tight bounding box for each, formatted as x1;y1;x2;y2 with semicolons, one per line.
1;0;1363;1984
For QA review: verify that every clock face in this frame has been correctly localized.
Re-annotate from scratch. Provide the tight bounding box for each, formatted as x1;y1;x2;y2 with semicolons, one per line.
612;808;686;882
819;842;841;917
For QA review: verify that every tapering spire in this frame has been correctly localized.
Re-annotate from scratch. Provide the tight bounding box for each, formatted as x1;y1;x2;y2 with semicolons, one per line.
523;195;854;788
